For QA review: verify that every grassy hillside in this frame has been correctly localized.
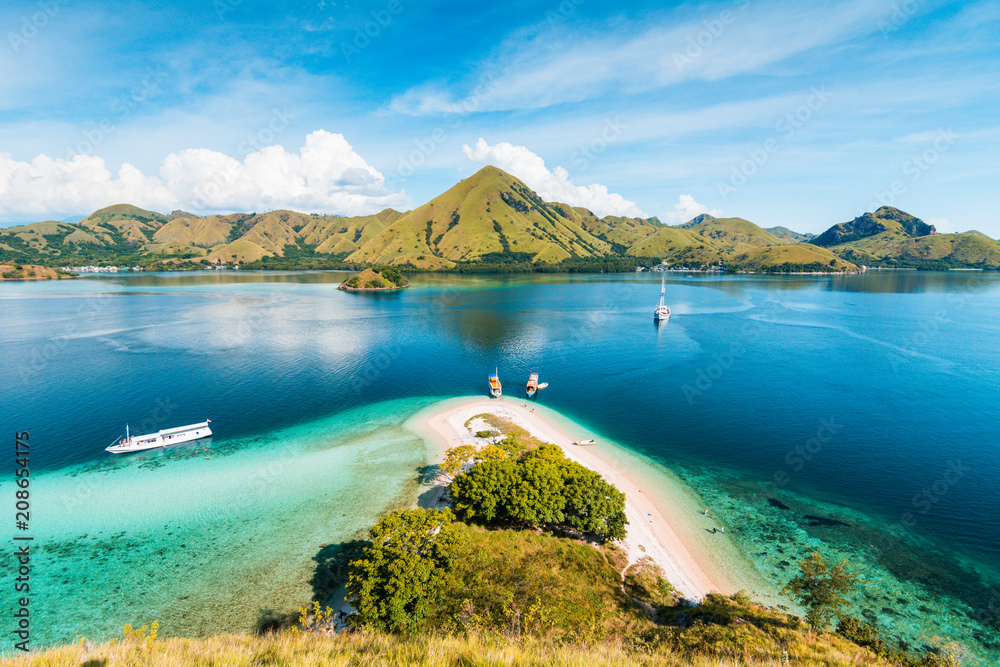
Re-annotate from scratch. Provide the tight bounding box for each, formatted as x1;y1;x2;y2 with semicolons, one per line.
0;263;73;280
7;520;964;667
810;207;1000;269
767;226;816;242
579;212;661;251
346;166;622;269
0;626;913;667
153;214;243;247
728;244;857;272
627;227;723;265
1;173;981;273
829;230;1000;269
813;207;935;248
678;215;786;250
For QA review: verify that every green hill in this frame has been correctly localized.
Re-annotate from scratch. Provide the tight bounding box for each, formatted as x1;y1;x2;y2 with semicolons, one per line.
678;215;786;250
813;207;935;247
628;226;724;265
0;173;986;273
729;244;857;272
767;226;816;242
811;207;1000;268
346;165;628;269
832;230;1000;269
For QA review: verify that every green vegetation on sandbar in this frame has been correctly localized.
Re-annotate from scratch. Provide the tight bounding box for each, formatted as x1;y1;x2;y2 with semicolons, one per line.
5;430;972;666
10;511;969;667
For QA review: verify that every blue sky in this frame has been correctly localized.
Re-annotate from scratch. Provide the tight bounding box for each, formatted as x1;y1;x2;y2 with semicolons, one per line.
0;0;997;235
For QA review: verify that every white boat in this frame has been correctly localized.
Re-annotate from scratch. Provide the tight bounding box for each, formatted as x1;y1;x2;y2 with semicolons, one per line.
654;277;671;322
106;421;212;454
572;439;596;446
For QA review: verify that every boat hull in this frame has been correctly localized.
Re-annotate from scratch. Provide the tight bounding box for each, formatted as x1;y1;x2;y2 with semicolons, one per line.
106;423;212;454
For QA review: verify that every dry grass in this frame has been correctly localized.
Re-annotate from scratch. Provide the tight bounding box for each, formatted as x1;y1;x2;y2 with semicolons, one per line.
1;629;895;667
465;413;545;449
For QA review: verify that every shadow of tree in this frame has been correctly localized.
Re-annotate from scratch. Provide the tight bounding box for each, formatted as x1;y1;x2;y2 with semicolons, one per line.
309;539;370;605
415;463;442;485
254;607;299;635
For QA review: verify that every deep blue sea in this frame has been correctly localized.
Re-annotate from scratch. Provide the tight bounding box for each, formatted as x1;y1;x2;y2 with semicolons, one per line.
2;270;999;660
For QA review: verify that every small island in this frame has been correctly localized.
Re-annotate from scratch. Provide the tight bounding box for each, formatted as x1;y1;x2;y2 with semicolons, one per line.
337;266;410;291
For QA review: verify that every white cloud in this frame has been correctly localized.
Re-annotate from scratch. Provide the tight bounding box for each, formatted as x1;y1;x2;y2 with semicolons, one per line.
392;0;897;114
462;138;646;218
0;130;409;220
661;195;723;225
926;217;955;234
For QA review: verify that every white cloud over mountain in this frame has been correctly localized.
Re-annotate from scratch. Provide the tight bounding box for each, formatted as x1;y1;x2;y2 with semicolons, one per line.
462;138;646;218
662;194;723;225
0;130;408;220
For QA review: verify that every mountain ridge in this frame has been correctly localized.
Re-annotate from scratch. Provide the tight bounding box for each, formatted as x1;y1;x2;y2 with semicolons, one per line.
1;167;995;272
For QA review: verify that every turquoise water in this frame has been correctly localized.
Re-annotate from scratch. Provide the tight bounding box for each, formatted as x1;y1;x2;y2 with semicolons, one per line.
2;270;999;660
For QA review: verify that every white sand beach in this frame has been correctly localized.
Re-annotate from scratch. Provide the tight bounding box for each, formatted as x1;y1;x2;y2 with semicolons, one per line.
413;397;735;601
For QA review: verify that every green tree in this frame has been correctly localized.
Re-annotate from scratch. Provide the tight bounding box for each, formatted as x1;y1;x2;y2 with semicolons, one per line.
507;455;566;525
346;508;459;632
441;444;478;477
441;444;509;478
449;458;519;523
449;444;628;542
477;444;510;463
782;552;859;629
561;465;627;540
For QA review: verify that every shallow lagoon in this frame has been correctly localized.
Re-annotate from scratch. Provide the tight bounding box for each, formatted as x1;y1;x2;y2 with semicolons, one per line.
2;270;998;660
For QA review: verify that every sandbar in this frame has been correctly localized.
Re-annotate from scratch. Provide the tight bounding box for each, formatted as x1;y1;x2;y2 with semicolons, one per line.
410;397;743;601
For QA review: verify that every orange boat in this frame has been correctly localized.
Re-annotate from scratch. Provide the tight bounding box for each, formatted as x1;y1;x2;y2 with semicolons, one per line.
489;368;502;398
526;372;538;398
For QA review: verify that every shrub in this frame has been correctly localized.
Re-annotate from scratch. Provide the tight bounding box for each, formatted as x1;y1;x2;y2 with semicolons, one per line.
623;558;674;607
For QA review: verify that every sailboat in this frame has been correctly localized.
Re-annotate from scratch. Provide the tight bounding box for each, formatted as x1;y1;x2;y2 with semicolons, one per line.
489;368;502;398
526;372;538;398
654;277;671;322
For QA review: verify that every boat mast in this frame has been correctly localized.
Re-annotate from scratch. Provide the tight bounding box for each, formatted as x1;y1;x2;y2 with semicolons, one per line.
659;277;665;309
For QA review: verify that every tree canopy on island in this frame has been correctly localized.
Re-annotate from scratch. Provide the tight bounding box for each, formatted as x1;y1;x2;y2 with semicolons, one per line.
340;265;410;290
448;443;627;541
